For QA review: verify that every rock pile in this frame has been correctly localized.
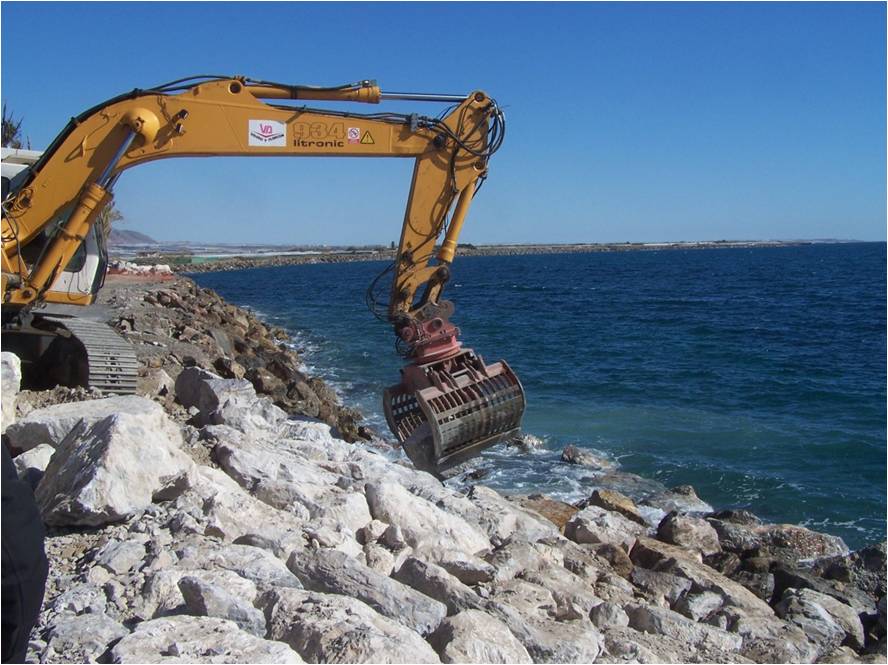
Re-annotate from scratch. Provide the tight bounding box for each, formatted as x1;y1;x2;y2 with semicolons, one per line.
100;277;366;442
1;276;885;664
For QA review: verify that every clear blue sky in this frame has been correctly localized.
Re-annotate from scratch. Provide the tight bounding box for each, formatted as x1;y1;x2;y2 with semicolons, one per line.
2;2;885;244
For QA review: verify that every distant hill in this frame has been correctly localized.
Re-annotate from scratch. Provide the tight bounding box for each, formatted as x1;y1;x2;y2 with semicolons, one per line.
109;229;158;245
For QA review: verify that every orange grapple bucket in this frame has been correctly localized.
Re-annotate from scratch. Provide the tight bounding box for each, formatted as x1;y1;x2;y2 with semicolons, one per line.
384;348;526;471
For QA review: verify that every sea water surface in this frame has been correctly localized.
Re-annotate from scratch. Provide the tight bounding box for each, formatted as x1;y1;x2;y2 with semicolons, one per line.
190;243;886;549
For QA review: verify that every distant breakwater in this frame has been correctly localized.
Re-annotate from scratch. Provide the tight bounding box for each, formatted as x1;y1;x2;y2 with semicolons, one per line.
166;240;817;274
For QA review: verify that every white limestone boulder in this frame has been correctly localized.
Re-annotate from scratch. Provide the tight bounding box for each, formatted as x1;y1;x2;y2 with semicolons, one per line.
365;481;490;556
565;504;648;551
35;402;194;526
429;609;532;663
178;575;266;636
6;394;178;453
627;604;743;652
174;367;288;435
45;612;129;662
12;442;55;489
774;588;852;655
261;588;440;663
286;548;447;636
1;351;21;433
109;615;302;663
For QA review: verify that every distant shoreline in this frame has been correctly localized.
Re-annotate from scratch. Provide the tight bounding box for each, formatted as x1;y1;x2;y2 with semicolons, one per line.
117;239;872;274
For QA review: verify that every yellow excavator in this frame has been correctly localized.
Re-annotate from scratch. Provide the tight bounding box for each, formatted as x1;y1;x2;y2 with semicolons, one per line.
1;75;525;472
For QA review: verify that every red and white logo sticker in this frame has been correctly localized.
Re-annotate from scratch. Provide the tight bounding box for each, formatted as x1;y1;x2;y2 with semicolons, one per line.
347;127;361;144
249;120;286;147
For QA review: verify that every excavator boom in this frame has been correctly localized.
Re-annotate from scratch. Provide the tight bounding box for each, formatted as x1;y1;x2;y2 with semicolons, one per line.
1;75;525;472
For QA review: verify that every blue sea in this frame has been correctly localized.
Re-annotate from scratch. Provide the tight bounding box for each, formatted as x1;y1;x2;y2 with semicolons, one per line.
190;243;886;550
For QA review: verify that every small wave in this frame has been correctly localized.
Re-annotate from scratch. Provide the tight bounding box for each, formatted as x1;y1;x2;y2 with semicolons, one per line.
800;517;874;536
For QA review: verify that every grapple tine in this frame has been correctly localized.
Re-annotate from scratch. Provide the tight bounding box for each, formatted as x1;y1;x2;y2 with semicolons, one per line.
384;347;526;472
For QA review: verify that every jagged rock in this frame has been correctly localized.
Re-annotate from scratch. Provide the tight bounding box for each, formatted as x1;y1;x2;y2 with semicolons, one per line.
365;481;490;555
392;557;485;615
627;604;742;651
179;575;266;636
211;424;370;533
261;588;440;663
380;523;408;550
152;471;194;503
820;646;869;663
581;488;648;526
657;511;721;556
486;541;547;583
12;442;54;489
214;357;246;380
45;612;129;662
706;517;763;555
110;616;302;663
287;548;446;636
631;538;774;617
732;570;775;603
141;566;266;620
601;625;750;664
774;588;846;655
642;485;713;515
174;367;288;435
630;567;693;607
2;351;21;433
565;504;647;551
673;589;724;622
49;582;107;616
630;536;704;567
172;465;307;547
522;566;601;620
357;519;389;545
599;628;677;663
772;563;878;614
777;588;865;650
590;601;630;629
810;541;887;598
95;540;147;575
714;612;820;663
547;539;603;582
879;593;886;633
584;543;635;579
560;445;614;470
508;494;579;531
363;544;395;575
429;609;532;663
140;368;174;398
485;601;603;663
175;539;303;591
418;549;496;585
704;551;742;576
6;394;179;452
36;404;193;526
709;509;761;525
755;523;849;563
489;578;557;619
466;485;558;545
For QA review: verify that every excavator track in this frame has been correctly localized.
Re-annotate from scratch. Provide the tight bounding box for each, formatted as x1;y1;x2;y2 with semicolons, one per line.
43;315;139;394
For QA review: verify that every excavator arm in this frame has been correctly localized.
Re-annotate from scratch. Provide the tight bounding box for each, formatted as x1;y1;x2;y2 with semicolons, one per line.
1;76;525;471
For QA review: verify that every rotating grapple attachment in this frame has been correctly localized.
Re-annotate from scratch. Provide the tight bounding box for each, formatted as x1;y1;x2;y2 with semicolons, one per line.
384;344;526;473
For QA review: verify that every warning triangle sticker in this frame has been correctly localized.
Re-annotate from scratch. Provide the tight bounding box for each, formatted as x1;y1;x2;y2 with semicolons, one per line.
360;131;375;145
